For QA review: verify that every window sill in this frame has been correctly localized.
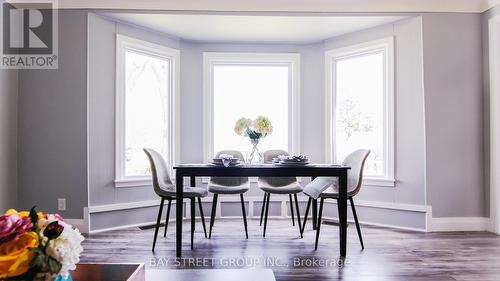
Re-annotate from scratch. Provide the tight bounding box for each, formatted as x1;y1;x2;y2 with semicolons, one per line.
114;177;152;188
363;177;396;187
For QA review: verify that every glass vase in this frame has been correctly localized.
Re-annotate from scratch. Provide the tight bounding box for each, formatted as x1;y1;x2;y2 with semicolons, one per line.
248;138;262;163
53;273;73;281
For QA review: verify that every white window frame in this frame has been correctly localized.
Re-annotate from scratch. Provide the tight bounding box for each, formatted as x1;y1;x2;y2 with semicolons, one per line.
325;37;395;187
202;52;301;163
489;14;500;234
114;34;180;188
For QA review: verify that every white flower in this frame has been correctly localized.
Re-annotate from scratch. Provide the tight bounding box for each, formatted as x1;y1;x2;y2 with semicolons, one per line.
37;214;63;246
45;221;85;277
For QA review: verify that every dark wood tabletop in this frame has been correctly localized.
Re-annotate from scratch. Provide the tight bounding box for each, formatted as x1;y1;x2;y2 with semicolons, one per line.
71;263;145;281
173;163;350;176
172;163;351;259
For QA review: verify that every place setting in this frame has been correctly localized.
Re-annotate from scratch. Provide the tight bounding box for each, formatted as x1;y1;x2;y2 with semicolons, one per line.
272;155;309;166
208;153;243;167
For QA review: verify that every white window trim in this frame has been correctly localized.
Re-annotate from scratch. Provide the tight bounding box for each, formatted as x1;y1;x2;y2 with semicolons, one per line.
114;34;180;188
324;37;395;187
202;52;301;164
489;14;500;234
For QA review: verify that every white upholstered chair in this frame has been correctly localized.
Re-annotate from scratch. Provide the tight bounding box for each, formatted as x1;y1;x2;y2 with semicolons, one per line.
302;149;370;250
207;150;250;238
258;150;303;237
144;148;208;251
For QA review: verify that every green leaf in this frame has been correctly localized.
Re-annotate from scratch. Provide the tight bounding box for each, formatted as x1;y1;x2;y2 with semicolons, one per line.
29;248;61;275
48;257;62;274
30;248;49;271
29;206;38;231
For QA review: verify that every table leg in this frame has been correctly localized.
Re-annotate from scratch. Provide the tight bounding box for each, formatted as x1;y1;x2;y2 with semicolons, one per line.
311;176;317;230
176;172;184;258
338;171;348;257
312;199;317;230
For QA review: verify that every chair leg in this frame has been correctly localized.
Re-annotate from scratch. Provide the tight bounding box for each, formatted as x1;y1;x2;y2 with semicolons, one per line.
209;194;218;239
301;197;312;238
289;194;295;226
163;199;172;237
240;194;249;239
350;197;364;249
152;197;165;252
312;199;318;230
190;198;195;250
198;198;207;238
314;198;325;250
294;193;302;235
263;193;271;237
259;193;267;226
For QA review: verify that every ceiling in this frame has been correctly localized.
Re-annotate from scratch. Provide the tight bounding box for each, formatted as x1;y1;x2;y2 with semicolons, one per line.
63;0;500;13
102;13;406;43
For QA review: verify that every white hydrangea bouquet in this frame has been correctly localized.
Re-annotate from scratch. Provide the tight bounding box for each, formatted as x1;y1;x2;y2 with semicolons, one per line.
0;207;84;281
234;116;273;162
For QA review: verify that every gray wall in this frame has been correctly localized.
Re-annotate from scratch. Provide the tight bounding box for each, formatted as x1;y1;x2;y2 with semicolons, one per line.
15;10;490;229
88;14;186;229
179;40;325;196
88;13;181;209
87;14;327;229
87;14;431;230
481;4;500;217
0;69;18;212
17;10;88;218
422;13;485;217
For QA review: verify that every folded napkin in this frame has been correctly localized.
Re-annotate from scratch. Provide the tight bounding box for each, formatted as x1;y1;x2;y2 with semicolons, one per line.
290;155;308;162
281;155;308;162
219;154;235;167
303;177;336;199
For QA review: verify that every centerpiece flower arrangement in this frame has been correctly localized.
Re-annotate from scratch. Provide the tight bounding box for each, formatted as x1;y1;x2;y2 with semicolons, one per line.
0;208;84;281
234;116;273;163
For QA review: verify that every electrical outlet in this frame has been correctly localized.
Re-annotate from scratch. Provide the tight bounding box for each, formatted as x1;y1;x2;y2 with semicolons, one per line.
58;198;66;211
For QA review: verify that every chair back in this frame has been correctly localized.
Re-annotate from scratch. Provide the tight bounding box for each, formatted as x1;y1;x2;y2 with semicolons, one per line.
260;150;296;187
143;148;175;196
210;150;248;186
342;149;371;195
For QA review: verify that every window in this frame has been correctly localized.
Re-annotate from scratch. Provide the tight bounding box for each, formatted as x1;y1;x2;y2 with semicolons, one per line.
115;35;179;187
325;37;395;186
203;53;300;163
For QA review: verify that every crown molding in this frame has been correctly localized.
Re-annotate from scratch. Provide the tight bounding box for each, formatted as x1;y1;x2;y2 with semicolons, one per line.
59;0;499;13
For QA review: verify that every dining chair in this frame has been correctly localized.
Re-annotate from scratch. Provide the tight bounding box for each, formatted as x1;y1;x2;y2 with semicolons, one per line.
258;150;303;237
208;150;250;238
301;149;370;250
144;148;208;252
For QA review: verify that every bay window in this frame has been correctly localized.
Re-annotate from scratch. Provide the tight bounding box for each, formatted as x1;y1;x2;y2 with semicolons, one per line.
203;52;300;163
325;37;395;186
115;35;179;187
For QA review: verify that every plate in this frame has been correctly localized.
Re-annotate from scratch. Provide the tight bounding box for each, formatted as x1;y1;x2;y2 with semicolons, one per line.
208;161;242;167
274;162;310;166
212;158;239;163
281;160;309;163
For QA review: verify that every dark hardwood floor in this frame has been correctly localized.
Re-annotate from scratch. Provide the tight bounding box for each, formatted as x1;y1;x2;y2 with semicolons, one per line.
81;218;500;281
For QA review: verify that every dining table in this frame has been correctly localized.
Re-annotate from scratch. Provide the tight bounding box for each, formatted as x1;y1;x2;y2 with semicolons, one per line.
173;163;351;258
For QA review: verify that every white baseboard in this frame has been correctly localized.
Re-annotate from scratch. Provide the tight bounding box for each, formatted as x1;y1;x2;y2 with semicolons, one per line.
88;196;430;233
66;219;88;234
88;216;294;234
86;199;495;234
64;207;90;234
427;217;491;232
88;196;429;213
321;217;427;232
89;220;158;234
